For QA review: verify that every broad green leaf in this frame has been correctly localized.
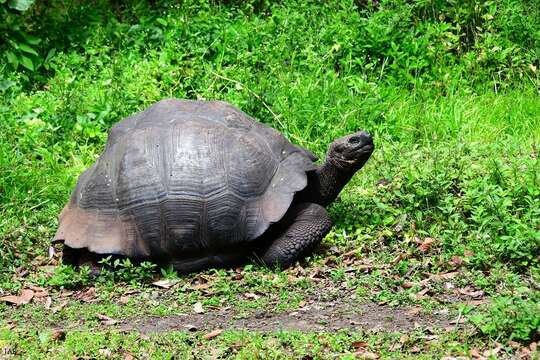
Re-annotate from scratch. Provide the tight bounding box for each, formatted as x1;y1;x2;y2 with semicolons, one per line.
44;48;56;63
6;51;18;66
8;0;35;11
18;43;39;56
19;55;34;71
21;33;41;45
0;80;16;91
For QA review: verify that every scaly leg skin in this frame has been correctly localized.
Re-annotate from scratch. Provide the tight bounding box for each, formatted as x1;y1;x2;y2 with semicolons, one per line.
259;202;332;268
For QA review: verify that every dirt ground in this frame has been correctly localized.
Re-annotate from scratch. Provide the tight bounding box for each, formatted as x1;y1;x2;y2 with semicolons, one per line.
115;301;453;334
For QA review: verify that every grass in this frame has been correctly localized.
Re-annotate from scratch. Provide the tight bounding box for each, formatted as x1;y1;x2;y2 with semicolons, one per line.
0;328;500;359
1;0;540;358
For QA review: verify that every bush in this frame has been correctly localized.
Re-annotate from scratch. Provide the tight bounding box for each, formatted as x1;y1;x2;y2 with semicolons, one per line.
1;0;43;72
470;295;540;342
1;0;539;91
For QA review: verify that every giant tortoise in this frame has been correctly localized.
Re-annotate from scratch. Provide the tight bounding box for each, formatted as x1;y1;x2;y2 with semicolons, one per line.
54;99;374;272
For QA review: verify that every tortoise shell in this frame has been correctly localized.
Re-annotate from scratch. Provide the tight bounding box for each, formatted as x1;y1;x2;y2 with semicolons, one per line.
54;99;317;258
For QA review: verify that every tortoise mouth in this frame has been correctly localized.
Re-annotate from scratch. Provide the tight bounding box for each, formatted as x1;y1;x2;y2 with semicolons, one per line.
354;143;374;152
351;141;374;156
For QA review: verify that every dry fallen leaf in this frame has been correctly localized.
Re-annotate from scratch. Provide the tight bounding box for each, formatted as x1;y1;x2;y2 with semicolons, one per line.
51;329;66;341
232;273;243;280
152;279;179;289
308;267;323;280
48;246;56;260
391;253;406;265
402;281;415;289
418;237;435;252
406;307;422;316
469;348;482;358
354;349;379;359
414;288;430;300
119;296;130;305
192;283;211;291
448;256;464;267
399;335;409;344
28;285;48;299
193;302;204;314
123;289;141;296
483;346;501;357
0;289;34;306
27;285;45;292
74;287;97;303
98;349;112;358
444;282;455;290
60;290;74;298
43;296;52;310
342;249;360;258
19;289;35;304
244;292;260;300
463;299;489;306
520;347;531;358
351;341;368;349
52;300;68;314
458;287;484;298
430;271;459;281
96;313;119;326
202;329;223;340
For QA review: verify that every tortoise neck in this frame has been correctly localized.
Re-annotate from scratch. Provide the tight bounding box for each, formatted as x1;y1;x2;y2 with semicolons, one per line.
306;157;356;207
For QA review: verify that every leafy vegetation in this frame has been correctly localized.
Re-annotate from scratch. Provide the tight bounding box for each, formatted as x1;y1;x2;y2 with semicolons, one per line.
1;0;539;357
1;0;42;72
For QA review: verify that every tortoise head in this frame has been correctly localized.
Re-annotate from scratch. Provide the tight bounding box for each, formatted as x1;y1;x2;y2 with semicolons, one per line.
327;131;374;170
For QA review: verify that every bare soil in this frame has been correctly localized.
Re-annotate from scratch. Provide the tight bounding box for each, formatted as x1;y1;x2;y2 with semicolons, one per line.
117;301;453;334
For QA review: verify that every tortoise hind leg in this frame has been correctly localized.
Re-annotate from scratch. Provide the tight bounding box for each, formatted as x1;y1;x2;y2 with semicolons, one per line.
258;202;332;268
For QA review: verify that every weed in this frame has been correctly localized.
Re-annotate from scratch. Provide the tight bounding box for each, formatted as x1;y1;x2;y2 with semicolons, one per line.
470;295;540;342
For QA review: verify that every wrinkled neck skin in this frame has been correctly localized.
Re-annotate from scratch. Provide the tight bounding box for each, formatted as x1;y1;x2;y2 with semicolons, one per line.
300;156;367;207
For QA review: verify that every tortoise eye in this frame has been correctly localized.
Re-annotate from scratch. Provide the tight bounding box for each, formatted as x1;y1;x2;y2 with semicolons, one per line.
348;136;361;144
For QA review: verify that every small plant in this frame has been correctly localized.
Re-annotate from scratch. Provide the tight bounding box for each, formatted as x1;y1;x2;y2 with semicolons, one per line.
97;256;159;285
160;265;179;280
39;264;92;289
470;295;540;342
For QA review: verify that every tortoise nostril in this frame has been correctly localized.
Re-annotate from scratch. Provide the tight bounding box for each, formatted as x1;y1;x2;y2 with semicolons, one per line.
359;131;373;145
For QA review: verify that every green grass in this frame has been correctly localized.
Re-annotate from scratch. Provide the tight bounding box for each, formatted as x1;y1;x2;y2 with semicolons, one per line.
0;327;500;359
1;0;540;358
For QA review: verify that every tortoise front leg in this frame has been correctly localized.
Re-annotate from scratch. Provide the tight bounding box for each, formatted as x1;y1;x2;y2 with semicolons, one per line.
258;202;332;268
62;246;103;276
